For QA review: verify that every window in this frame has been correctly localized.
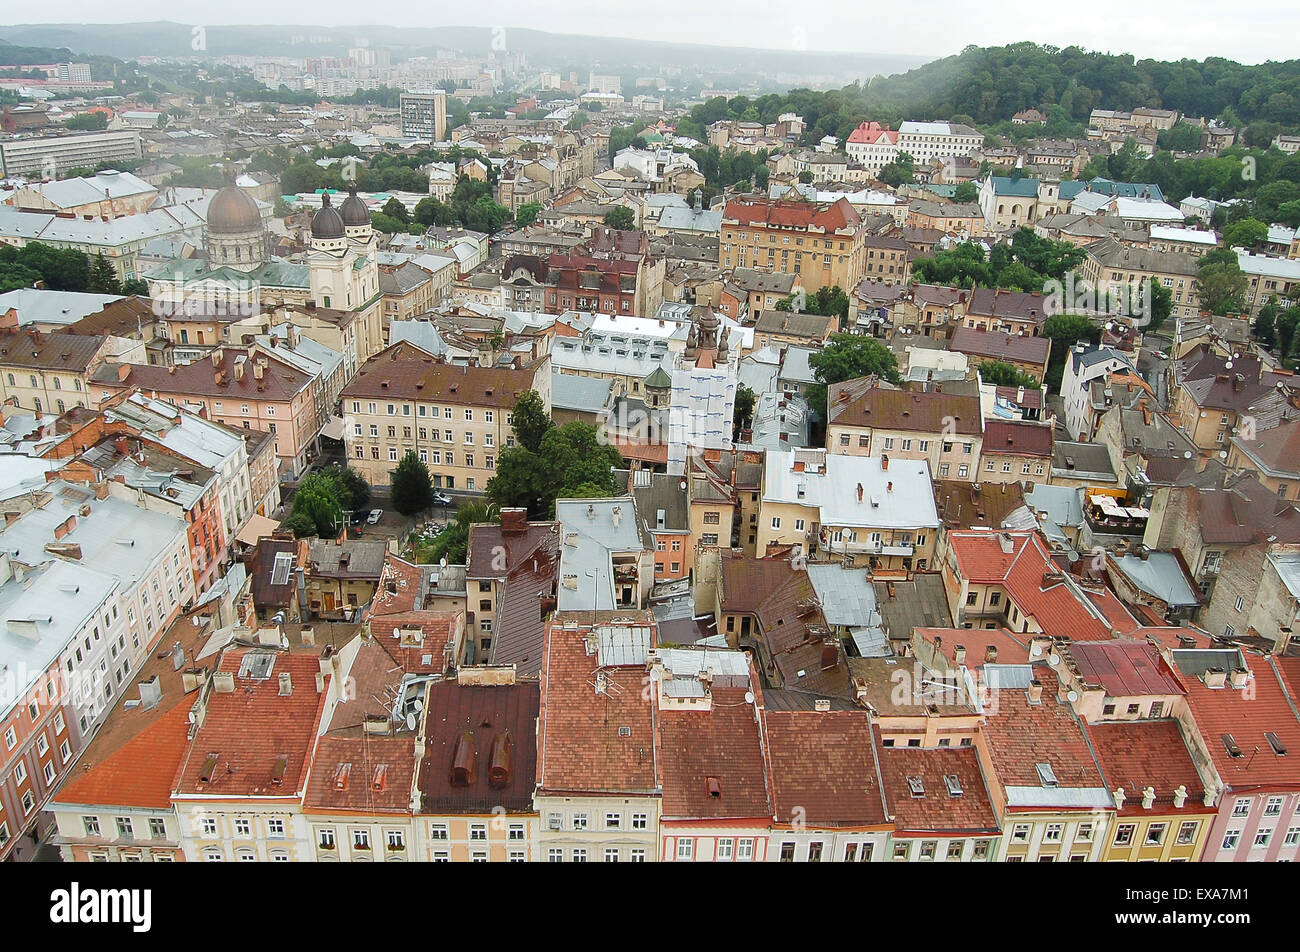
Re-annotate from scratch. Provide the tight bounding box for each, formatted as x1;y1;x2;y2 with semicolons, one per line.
1076;823;1094;842
1145;823;1167;846
1254;828;1273;848
572;813;588;831
509;824;524;841
1177;822;1199;846
892;842;910;861
572;848;588;863
604;847;620;863
386;830;405;851
779;842;796;862
83;816;101;837
1222;830;1241;850
717;838;734;860
771;517;781;529
1285;828;1300;847
13;761;26;785
3;726;14;750
470;824;487;840
1266;796;1284;817
318;828;336;849
630;848;646;862
509;850;526;862
675;837;694;861
353;829;371;850
548;848;563;863
234;818;251;837
1114;824;1136;846
1233;797;1252;817
972;839;991;860
631;813;647;830
203;849;224;862
1044;824;1063;842
266;818;284;838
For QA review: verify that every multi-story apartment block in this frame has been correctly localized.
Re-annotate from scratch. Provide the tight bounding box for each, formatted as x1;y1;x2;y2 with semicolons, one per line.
720;197;869;296
341;343;550;491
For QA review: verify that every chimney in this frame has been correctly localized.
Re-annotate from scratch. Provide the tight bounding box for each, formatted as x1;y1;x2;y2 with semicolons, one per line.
213;670;235;693
1028;679;1043;702
235;361;245;381
1202;667;1227;689
254;362;265;381
1229;669;1249;689
278;672;293;696
820;636;838;671
500;508;528;534
985;644;999;663
953;645;966;665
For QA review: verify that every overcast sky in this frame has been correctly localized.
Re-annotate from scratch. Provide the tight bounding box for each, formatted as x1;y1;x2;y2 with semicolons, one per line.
18;0;1300;65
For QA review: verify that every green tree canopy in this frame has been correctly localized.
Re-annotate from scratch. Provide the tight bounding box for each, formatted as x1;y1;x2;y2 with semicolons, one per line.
603;206;635;230
510;389;554;453
978;361;1041;389
1194;247;1249;316
391;450;434;516
515;201;543;228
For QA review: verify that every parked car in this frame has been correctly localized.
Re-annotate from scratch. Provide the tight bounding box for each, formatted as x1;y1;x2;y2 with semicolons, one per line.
433;491;453;506
367;509;383;525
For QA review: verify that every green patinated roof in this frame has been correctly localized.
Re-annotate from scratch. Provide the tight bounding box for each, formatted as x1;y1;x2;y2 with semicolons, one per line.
144;257;310;289
644;366;672;389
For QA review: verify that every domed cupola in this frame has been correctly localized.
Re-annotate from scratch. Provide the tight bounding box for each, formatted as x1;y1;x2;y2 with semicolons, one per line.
311;192;346;241
338;182;370;228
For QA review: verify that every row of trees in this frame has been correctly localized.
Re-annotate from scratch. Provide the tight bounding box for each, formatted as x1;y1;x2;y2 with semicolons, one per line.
910;230;1086;292
0;243;145;295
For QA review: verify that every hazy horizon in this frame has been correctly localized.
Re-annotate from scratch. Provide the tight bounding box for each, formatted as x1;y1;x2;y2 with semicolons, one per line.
6;0;1300;65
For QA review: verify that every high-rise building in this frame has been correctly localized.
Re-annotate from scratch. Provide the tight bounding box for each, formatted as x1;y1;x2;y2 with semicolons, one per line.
399;90;447;142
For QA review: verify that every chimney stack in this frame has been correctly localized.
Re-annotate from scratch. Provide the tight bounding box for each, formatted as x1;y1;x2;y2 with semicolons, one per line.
1028;679;1043;702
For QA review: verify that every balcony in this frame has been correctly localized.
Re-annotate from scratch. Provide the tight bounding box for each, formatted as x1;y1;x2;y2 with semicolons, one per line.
824;537;882;556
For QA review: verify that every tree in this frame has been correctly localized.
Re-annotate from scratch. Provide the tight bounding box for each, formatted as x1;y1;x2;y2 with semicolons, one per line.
953;182;978;203
65;111;108;131
797;170;814;184
88;255;122;294
603;206;635;230
382;197;409;224
122;278;148;296
487;422;623;518
806;334;902;418
1223;218;1270;249
1275;307;1300;363
978;361;1040;389
1194;247;1249;315
1255;297;1279;349
391;450;434;516
291;475;345;538
511;389;553;453
282;511;319;538
1157;121;1204;152
418;501;499;566
733;383;757;441
515;201;543;228
1042;313;1102;390
273;198;293;217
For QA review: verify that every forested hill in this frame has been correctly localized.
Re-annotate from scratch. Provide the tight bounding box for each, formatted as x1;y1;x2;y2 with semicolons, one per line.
728;43;1300;145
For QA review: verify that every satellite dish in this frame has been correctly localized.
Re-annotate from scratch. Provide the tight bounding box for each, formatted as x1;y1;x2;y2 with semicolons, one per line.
1067;690;1079;702
405;713;417;730
1030;644;1042;657
412;699;423;712
1225;361;1233;369
1219;450;1228;459
1049;653;1060;665
439;557;447;567
744;691;755;704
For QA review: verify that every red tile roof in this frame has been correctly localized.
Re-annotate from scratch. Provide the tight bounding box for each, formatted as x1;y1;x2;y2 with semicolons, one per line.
879;746;1000;835
1174;651;1300;789
723;196;863;234
366;611;461;676
916;627;1031;667
1067;639;1184;697
173;649;330;798
827;376;982;435
966;288;1049;324
1085;720;1207;814
982;421;1053;458
847;121;898;145
948;530;1115;640
952;327;1051;365
980;665;1106;796
537;621;660;795
764;709;887;827
303;735;415;814
657;686;771;820
418;679;540;814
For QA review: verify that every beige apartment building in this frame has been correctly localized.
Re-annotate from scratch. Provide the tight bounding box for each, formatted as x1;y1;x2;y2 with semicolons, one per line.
341;342;551;491
0;330;144;414
720;197;869;295
827;377;985;482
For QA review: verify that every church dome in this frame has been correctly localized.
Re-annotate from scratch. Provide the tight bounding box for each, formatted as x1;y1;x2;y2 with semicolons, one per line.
338;183;370;227
311;192;346;239
207;184;262;234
